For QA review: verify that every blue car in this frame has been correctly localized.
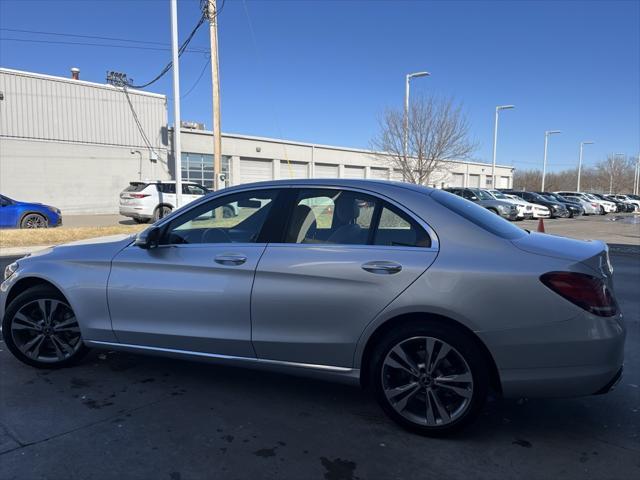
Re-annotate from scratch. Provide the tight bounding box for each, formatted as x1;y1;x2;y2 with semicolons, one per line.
0;194;62;229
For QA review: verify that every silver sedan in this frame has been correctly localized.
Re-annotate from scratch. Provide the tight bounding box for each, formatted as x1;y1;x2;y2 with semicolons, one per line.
0;180;625;435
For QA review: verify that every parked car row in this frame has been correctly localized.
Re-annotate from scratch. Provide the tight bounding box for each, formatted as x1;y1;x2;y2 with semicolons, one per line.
444;188;639;221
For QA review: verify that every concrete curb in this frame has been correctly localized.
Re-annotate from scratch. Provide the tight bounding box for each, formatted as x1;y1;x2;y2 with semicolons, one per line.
0;245;52;258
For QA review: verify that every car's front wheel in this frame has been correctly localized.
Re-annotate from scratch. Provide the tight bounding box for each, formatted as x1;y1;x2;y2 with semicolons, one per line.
2;286;89;369
20;213;48;229
370;321;489;436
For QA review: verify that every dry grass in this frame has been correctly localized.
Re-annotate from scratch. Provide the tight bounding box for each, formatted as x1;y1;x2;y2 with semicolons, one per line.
0;224;146;248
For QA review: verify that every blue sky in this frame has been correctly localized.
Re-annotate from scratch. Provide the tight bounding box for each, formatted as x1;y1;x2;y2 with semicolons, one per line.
1;0;638;172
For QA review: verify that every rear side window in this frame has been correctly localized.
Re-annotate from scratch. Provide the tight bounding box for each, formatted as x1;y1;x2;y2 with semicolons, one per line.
124;183;148;193
374;206;430;247
157;183;177;194
432;189;526;240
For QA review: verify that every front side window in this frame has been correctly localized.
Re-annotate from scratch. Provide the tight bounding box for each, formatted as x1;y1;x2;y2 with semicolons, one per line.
183;184;208;196
161;189;278;245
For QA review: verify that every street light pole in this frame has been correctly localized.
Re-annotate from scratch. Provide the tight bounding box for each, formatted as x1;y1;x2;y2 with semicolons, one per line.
491;105;515;189
404;71;430;167
635;154;640;195
541;130;561;191
577;141;594;192
170;0;183;208
611;153;625;194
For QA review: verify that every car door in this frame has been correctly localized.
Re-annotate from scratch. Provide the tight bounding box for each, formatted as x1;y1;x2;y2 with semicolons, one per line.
108;188;283;357
0;195;18;227
250;187;439;368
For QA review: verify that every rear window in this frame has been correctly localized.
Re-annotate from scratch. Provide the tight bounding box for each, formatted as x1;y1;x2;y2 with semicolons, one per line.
124;183;149;193
431;189;526;240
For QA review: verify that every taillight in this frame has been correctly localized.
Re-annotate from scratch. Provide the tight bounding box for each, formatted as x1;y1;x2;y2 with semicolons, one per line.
129;193;150;199
540;272;617;317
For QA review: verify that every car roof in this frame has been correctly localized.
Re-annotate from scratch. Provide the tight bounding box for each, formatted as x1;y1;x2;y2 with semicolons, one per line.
218;178;436;195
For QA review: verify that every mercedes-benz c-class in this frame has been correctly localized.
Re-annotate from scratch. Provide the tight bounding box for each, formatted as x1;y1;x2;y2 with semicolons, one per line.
1;180;625;435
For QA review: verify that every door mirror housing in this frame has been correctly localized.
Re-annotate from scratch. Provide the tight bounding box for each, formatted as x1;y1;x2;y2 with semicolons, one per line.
135;226;162;249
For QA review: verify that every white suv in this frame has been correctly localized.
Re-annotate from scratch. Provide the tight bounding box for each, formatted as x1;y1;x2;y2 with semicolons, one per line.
119;181;211;223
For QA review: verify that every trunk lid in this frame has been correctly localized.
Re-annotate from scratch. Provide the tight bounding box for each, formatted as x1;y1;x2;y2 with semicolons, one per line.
512;232;612;281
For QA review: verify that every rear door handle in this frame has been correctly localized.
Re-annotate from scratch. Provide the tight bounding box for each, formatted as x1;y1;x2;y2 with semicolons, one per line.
214;254;247;266
361;261;402;275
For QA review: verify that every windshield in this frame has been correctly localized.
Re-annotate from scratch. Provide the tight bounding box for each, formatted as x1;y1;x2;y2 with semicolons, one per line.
473;189;494;200
490;191;509;200
528;192;546;202
432;190;526;240
124;182;149;193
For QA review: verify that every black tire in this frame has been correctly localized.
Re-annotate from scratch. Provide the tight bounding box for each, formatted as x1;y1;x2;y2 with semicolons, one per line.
153;205;172;222
20;213;48;229
599;206;606;215
2;285;89;369
369;321;489;436
134;218;150;224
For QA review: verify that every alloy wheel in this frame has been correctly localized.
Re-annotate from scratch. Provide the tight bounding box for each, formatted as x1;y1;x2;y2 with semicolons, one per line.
22;214;47;228
10;299;82;363
381;336;474;427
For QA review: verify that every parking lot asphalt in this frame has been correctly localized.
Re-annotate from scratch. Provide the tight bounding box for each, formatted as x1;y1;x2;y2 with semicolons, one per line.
0;253;639;480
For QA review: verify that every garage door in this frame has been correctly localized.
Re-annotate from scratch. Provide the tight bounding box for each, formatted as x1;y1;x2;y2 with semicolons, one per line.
344;166;366;179
281;161;309;179
370;167;390;180
449;173;465;188
240;158;272;184
314;163;339;178
468;174;481;188
499;176;510;189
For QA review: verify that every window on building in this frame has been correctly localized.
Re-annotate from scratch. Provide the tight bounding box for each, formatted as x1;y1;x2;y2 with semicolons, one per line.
181;153;230;188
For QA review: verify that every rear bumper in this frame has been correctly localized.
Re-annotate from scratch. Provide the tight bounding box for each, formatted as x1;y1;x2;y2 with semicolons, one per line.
119;206;152;220
479;311;625;398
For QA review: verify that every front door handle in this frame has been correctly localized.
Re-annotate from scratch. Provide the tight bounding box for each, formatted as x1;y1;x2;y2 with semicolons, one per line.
214;254;247;266
361;261;402;275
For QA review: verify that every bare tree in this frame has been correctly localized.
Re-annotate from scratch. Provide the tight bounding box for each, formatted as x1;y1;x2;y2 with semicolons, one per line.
513;156;636;193
371;95;476;185
596;155;634;194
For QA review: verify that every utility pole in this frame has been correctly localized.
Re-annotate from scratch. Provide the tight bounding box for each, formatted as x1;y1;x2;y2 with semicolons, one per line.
170;0;183;208
208;0;222;190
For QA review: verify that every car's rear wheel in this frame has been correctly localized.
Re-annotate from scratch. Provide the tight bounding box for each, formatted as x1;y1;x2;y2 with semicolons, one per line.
370;322;489;436
153;205;172;221
2;286;89;369
20;213;48;229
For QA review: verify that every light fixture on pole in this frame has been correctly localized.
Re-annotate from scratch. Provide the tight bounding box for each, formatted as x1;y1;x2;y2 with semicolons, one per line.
576;141;594;192
611;153;625;194
541;130;561;191
404;71;430;166
170;0;183;208
491;105;515;188
131;150;143;181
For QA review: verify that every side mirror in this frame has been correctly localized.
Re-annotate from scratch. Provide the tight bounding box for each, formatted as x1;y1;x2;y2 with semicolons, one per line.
135;226;161;249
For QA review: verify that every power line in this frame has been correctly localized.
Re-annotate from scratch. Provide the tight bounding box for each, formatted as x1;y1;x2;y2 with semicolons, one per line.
0;37;208;53
0;27;204;48
182;55;211;99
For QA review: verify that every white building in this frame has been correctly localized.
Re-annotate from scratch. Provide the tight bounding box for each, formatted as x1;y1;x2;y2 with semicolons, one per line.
0;67;514;214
